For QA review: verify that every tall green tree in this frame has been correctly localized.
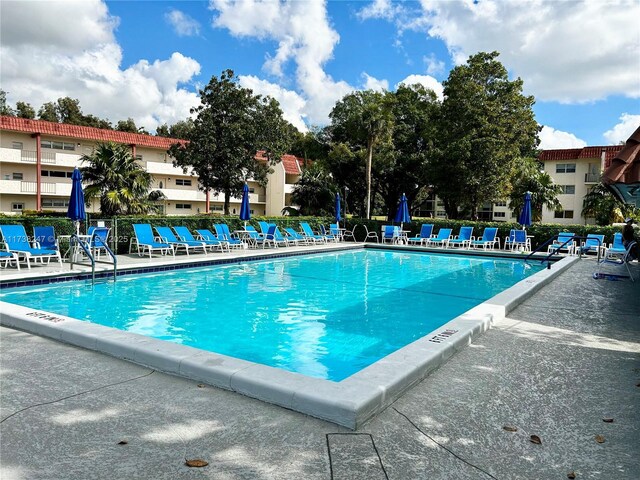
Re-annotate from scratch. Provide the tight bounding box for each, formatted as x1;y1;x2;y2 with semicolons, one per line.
115;118;139;133
508;158;562;222
156;119;195;139
169;69;291;214
432;51;539;219
81;142;162;216
15;101;35;119
290;162;337;216
38;102;58;122
329;90;394;219
0;90;13;116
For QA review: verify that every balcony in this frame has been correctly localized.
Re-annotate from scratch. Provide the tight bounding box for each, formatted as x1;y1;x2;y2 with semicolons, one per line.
584;173;600;183
143;160;194;176
0;179;70;196
0;147;80;167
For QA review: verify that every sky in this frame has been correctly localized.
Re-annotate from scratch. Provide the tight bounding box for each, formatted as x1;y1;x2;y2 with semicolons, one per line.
1;0;639;149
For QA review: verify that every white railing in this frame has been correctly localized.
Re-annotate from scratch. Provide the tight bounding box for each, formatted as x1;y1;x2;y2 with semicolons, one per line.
0;148;76;166
20;181;57;194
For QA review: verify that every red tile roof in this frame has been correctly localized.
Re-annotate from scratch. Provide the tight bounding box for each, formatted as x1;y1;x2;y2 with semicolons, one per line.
539;145;623;167
255;151;304;175
0;115;184;149
602;125;640;188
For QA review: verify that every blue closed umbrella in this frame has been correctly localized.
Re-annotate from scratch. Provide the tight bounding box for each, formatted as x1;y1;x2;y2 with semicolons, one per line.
335;193;341;226
67;168;86;235
518;191;532;229
240;183;251;227
394;193;411;230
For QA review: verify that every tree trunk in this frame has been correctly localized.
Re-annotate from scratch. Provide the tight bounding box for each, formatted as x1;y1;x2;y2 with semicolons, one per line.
224;190;230;215
366;138;373;219
444;198;458;219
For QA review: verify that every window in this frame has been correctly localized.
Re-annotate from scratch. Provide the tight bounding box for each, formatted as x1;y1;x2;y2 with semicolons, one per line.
41;140;75;151
175;179;192;186
42;199;69;208
436;210;446;217
554;210;574;219
249;209;254;214
12;141;23;149
11;203;24;211
556;163;576;173
12;173;23;180
494;212;506;218
249;187;255;193
211;205;223;212
560;185;576;195
41;170;73;178
175;203;192;209
494;200;507;207
135;154;143;161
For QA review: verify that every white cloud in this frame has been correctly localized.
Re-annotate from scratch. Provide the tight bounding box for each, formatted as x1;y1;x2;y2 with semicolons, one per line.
0;1;200;131
539;126;587;150
412;0;640;103
238;75;308;132
361;73;389;92
395;74;444;100
423;53;445;76
165;9;201;37
357;0;399;20
209;0;353;125
603;113;640;145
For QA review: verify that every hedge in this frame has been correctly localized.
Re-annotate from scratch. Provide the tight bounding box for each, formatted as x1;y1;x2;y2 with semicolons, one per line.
0;214;633;254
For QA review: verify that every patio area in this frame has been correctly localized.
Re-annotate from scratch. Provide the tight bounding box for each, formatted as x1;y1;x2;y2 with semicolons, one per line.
1;256;639;479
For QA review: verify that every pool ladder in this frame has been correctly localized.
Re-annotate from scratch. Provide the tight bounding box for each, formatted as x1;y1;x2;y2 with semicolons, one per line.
69;233;117;285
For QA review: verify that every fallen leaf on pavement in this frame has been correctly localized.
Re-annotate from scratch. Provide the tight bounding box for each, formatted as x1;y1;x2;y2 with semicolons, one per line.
185;459;209;468
503;425;518;432
530;435;542;444
595;435;605;443
197;384;205;388
602;418;614;423
567;471;576;479
117;440;128;445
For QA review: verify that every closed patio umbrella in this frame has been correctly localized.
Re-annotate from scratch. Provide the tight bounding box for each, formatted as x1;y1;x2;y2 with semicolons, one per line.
240;183;251;227
394;193;411;231
335;192;341;227
67;168;86;235
518;191;532;229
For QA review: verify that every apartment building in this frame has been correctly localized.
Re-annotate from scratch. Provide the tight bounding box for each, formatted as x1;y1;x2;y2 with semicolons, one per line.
0;116;303;216
539;145;623;225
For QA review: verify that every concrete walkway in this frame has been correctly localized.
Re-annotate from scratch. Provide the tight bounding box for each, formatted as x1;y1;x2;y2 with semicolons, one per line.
1;258;639;479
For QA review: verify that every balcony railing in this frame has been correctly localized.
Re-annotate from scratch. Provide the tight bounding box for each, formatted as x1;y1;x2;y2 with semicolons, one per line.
584;173;600;183
21;181;56;194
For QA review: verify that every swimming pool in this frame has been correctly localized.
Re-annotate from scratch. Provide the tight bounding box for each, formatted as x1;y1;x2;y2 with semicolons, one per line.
0;249;542;381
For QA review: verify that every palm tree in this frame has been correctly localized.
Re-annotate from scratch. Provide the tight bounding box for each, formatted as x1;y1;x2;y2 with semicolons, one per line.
290;163;336;216
81;142;162;216
582;183;631;226
509;158;562;222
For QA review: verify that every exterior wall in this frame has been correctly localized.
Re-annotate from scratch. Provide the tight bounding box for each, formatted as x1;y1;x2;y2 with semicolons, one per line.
0;127;293;216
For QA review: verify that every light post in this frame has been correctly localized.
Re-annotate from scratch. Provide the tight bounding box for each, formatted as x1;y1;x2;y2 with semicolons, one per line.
344;186;349;218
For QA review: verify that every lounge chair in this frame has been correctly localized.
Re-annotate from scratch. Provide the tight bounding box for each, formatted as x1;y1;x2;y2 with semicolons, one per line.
263;225;289;248
213;224;244;249
596;240;637;281
607;233;627;255
155;226;207;256
0;250;20;270
329;224;345;242
579;234;605;256
381;225;400;244
448;226;474;249
284;227;309;245
130;224;174;258
407;224;434;246
242;226;264;248
505;229;531;252
87;226;111;260
426;228;452;248
33;226;59;252
470;228;499;250
320;225;338;242
547;232;576;255
258;221;271;237
0;224;62;269
300;222;326;243
174;226;229;253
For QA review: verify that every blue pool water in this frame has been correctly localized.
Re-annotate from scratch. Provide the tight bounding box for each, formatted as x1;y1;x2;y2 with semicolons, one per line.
1;250;541;381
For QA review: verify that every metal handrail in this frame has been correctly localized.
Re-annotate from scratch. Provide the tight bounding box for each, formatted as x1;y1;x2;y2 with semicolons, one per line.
525;235;603;269
69;232;118;285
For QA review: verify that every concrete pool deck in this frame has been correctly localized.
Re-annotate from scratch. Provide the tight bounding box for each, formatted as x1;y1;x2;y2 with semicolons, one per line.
1;254;639;479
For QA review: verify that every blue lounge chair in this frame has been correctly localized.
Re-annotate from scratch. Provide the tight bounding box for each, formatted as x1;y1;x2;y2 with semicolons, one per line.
130;224;174;258
407;224;433;246
258;221;271;237
607;233;627;255
263;225;288;248
241;226;264;248
284;227;309;245
505;229;530;252
596;239;637;282
0;224;62;269
195;229;232;250
213;224;244;249
33;226;59;252
0;250;20;270
470;228;499;250
547;232;576;255
579;234;605;256
448;226;474;249
381;225;400;244
426;228;452;248
155;226;207;256
300;222;326;243
320;225;338;242
87;226;111;260
174;226;229;253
